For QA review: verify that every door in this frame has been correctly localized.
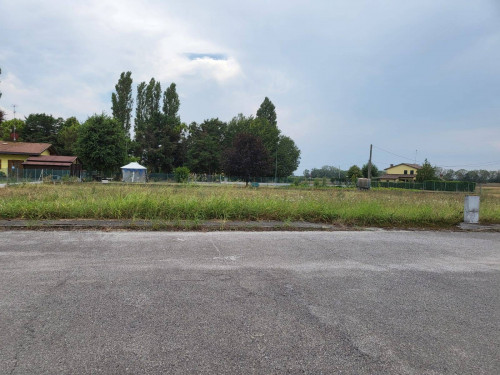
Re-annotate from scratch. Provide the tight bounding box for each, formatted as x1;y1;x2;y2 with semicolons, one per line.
8;160;23;178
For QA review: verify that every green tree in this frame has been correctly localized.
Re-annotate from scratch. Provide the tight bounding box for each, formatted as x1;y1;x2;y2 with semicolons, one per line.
76;114;127;173
275;135;300;177
223;133;272;185
225;114;280;156
309;165;344;180
415;159;436;182
347;165;362;181
134;78;162;171
161;82;183;169
249;117;280;155
111;71;133;137
163;83;180;122
477;170;491;183
256;97;277;127
1;118;24;141
362;163;379;178
57;117;80;155
223;114;252;150
134;79;183;173
186;119;227;174
22;113;63;145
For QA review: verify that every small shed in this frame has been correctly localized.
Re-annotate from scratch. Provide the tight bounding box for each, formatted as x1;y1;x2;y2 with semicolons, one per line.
22;155;82;177
121;162;147;183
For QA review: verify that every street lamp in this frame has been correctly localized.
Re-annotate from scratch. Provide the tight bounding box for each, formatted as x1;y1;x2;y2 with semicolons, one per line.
274;144;278;184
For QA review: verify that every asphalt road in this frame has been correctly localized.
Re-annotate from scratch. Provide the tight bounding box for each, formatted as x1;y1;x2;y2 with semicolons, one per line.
1;231;499;374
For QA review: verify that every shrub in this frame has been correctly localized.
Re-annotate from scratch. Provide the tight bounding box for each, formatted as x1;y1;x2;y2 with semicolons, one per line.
174;166;190;183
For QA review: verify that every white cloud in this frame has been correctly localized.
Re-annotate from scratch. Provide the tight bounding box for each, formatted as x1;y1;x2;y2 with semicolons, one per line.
1;0;499;173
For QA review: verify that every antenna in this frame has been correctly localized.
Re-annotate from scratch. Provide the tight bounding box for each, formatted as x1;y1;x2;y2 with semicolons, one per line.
415;149;417;164
11;104;18;141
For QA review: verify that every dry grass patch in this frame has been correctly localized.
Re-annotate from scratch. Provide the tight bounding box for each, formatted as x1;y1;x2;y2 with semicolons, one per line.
0;183;498;227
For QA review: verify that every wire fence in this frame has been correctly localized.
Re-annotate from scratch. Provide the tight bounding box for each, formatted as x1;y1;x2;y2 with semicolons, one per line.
0;169;476;193
371;180;476;192
0;169;76;183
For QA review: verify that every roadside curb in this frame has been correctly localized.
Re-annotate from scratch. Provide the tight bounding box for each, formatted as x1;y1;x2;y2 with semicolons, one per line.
0;219;341;232
0;219;498;232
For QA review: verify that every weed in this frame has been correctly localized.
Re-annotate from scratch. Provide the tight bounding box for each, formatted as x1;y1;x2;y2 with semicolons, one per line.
0;183;498;227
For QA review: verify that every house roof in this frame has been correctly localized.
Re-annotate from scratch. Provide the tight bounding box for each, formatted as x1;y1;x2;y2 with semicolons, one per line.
25;155;78;163
0;141;53;155
384;163;422;171
379;174;417;180
22;161;73;167
22;155;79;168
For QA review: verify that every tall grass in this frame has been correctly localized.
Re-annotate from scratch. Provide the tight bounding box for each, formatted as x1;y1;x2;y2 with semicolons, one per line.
0;183;498;227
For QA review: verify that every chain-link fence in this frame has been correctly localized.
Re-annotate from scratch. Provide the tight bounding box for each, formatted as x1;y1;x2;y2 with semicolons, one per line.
371;180;476;192
0;168;77;183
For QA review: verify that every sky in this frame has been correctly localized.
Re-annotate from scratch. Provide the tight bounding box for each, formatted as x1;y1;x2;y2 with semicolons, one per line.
1;0;499;174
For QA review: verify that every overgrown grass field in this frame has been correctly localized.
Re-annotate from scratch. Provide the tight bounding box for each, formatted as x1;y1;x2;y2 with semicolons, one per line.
0;183;498;228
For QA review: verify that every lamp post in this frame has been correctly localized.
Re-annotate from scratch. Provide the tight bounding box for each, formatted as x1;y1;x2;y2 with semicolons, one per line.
274;143;278;184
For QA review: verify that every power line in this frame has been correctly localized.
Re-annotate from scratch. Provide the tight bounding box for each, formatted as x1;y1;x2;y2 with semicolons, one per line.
438;161;500;169
373;144;500;169
372;145;417;162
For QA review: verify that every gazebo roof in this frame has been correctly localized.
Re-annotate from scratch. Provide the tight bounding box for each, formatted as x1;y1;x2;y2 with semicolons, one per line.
121;162;147;170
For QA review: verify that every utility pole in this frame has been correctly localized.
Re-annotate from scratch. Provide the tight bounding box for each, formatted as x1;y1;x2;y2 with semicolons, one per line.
367;144;373;179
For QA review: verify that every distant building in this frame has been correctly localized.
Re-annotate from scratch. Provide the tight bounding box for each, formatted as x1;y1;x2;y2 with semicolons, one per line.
0;141;55;177
22;155;82;176
0;141;81;178
379;163;422;182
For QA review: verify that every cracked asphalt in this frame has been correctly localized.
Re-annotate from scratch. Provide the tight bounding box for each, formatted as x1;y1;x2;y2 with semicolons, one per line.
1;231;499;374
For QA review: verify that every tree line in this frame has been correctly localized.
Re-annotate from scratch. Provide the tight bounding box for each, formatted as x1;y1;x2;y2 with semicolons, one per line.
111;72;300;181
0;70;301;180
306;161;500;183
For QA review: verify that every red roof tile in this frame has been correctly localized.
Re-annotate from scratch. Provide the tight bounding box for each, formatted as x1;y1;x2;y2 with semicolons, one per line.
22;161;73;167
384;163;422;170
25;155;78;163
0;141;53;155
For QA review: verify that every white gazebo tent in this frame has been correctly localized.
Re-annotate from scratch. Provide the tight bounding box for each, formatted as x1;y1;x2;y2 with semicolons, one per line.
121;162;147;183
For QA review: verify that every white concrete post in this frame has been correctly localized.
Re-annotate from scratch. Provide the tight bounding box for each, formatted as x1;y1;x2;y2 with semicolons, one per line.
464;196;480;224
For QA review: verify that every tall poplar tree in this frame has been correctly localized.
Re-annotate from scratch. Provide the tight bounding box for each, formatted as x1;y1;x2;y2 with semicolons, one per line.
161;83;183;169
256;97;277;127
111;71;133;137
134;78;163;171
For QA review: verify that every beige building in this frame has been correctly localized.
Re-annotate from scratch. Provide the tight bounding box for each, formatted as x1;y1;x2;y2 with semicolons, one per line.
379;163;422;182
0;142;54;177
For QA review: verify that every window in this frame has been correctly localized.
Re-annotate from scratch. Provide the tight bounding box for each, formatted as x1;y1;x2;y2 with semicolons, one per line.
404;170;408;174
410;170;414;175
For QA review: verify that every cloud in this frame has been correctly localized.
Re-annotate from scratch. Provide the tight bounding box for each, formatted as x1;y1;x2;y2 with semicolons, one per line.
1;0;499;173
